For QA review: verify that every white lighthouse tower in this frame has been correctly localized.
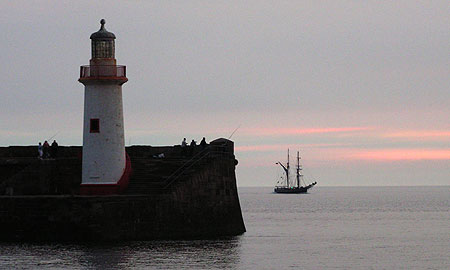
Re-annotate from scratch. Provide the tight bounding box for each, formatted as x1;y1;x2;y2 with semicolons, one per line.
79;19;131;195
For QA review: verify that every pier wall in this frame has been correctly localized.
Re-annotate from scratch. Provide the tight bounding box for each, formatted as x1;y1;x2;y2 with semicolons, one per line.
0;139;246;241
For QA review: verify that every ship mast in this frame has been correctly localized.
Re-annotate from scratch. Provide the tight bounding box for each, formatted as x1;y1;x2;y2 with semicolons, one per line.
296;151;303;188
275;149;290;188
276;149;290;187
286;149;290;187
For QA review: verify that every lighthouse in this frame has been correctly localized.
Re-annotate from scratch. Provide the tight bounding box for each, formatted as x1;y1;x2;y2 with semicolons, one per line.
79;19;131;195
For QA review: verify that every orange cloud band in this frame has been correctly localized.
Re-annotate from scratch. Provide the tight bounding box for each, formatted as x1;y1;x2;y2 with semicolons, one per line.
236;145;450;162
348;149;450;161
241;127;373;136
236;143;347;152
382;131;450;139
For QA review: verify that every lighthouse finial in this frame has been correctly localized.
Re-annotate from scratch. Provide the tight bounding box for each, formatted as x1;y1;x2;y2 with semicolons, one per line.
90;19;115;40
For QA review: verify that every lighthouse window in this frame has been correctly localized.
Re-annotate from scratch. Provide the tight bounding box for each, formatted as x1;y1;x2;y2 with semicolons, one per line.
90;119;100;133
92;40;115;58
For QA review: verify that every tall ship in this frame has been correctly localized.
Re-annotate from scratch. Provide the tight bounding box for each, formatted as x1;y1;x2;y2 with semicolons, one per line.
274;149;317;194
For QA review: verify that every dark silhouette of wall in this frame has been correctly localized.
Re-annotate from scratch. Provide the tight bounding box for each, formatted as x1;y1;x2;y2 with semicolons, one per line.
0;139;246;241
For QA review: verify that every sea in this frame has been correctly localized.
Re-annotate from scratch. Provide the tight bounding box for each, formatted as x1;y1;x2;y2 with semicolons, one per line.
0;186;449;269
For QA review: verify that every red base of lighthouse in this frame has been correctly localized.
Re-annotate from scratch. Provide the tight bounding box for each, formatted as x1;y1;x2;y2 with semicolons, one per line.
79;154;132;195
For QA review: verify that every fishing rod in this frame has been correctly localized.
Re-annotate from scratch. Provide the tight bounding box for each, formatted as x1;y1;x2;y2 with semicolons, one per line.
228;124;241;139
46;131;59;142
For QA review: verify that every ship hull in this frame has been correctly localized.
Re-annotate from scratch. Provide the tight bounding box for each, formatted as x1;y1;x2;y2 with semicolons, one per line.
274;182;317;194
274;187;308;193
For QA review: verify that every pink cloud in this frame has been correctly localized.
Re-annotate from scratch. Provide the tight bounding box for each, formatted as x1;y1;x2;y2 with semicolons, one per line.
346;149;450;161
236;145;450;165
240;127;373;136
236;143;347;152
382;130;450;139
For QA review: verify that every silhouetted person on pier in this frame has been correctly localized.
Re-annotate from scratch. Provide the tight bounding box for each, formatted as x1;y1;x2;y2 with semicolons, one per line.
190;139;196;156
50;140;58;158
180;138;188;156
43;141;50;159
200;137;207;147
38;142;43;159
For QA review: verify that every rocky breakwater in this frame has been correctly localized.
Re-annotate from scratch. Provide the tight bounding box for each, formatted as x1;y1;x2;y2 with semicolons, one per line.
0;138;246;241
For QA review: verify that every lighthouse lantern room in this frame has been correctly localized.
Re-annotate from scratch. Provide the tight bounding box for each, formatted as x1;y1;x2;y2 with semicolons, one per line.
79;19;131;195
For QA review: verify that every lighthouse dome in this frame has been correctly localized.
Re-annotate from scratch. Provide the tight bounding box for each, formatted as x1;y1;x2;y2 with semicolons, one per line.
90;19;115;59
90;19;116;40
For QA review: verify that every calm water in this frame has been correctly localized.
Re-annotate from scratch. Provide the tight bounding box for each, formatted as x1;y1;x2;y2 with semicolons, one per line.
1;186;449;269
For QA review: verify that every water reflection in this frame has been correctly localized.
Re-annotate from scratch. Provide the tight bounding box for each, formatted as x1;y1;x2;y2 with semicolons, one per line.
115;238;242;270
0;237;242;270
0;243;85;270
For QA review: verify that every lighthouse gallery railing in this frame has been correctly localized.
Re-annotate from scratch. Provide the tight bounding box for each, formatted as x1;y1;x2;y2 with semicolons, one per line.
80;65;126;78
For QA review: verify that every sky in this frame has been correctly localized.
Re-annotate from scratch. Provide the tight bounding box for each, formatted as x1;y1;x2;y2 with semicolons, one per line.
0;1;449;186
